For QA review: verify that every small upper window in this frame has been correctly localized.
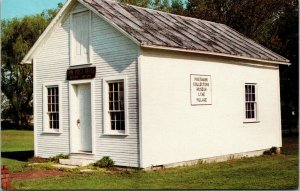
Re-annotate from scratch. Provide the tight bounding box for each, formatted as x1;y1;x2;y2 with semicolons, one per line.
71;11;91;66
245;83;258;122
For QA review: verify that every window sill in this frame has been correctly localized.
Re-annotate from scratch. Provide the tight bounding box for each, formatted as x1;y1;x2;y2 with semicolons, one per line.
103;132;128;136
42;131;62;134
243;121;260;124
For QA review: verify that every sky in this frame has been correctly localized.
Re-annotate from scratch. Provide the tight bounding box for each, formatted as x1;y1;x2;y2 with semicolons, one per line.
2;0;67;20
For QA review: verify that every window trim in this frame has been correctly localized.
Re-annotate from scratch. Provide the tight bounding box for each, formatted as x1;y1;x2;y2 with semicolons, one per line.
70;10;93;66
43;82;62;134
103;76;128;135
244;83;259;123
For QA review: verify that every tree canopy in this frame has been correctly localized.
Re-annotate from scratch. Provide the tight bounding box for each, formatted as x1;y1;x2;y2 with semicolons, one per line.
1;4;63;129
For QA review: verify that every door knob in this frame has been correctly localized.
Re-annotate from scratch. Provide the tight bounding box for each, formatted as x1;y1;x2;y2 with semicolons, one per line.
77;119;80;126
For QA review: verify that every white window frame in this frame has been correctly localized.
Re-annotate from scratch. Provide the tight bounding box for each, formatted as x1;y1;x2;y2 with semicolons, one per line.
43;82;62;133
103;76;128;135
70;10;93;66
244;83;259;123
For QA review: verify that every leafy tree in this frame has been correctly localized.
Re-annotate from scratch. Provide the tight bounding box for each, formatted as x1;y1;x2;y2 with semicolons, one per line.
118;0;150;7
1;4;62;129
170;0;185;15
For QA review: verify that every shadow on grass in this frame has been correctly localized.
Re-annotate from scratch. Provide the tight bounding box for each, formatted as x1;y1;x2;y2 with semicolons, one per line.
1;150;34;161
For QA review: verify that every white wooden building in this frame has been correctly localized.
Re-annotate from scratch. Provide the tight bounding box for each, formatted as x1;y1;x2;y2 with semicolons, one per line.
22;0;290;168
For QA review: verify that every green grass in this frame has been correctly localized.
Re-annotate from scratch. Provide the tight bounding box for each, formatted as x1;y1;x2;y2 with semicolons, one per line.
13;153;299;189
1;130;298;189
1;130;34;172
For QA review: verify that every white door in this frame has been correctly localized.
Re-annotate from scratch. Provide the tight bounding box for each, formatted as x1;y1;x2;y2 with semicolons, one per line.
77;84;92;152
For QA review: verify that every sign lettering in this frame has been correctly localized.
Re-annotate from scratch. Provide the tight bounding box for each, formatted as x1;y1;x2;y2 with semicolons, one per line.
67;67;96;80
190;74;212;105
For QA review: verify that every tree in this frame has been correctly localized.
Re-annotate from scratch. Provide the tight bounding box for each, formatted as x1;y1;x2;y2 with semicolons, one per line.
1;4;62;129
118;0;150;7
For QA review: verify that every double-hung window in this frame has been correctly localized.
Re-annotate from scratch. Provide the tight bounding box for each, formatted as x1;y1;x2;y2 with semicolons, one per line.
245;83;258;122
43;83;61;133
103;76;128;135
109;81;125;131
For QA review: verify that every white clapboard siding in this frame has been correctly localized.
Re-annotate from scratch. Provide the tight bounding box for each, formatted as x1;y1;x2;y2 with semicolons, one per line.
35;2;140;167
35;14;71;157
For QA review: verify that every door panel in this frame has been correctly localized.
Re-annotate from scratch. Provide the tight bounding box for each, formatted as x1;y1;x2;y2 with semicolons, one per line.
77;84;92;152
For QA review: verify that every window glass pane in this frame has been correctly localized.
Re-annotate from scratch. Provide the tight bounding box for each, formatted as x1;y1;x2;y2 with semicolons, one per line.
246;94;250;102
109;92;113;101
114;92;118;101
114;101;119;110
120;100;124;110
251;111;255;118
113;83;118;92
245;85;250;94
49;114;52;129
52;96;55;105
116;120;120;130
251;94;255;101
250;103;254;111
55;92;58;104
120;112;125;120
120;121;125;130
109;101;113;110
111;119;115;130
116;112;121;121
55;121;59;129
119;82;124;91
109;83;113;92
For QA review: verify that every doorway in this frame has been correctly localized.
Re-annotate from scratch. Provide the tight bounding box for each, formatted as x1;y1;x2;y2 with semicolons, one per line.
69;81;93;153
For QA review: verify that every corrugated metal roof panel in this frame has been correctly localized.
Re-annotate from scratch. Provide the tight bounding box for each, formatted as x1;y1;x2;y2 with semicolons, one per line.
83;0;289;64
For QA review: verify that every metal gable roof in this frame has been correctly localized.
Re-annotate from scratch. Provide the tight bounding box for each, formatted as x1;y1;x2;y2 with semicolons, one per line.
82;0;289;64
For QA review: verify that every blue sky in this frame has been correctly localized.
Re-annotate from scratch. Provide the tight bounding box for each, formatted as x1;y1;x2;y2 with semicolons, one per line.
2;0;67;20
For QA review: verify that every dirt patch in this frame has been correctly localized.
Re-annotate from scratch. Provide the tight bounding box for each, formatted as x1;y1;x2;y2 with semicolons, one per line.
27;157;48;163
12;170;68;181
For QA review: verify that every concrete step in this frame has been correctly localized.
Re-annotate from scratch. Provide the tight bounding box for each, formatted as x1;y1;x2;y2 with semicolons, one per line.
59;159;94;167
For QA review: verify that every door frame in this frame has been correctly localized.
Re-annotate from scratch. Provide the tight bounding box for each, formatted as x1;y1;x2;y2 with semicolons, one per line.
69;79;95;154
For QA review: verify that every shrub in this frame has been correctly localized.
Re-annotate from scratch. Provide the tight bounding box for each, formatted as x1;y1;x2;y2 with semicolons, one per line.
263;147;278;155
48;153;69;163
94;156;114;168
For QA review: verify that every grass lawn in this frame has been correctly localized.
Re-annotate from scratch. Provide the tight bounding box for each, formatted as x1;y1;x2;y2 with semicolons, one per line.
1;130;298;189
1;130;34;172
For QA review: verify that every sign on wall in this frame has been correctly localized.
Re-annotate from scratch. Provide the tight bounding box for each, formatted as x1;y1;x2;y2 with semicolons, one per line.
190;74;212;105
67;67;96;80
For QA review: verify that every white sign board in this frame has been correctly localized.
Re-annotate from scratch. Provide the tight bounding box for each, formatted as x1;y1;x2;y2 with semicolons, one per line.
190;74;212;105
